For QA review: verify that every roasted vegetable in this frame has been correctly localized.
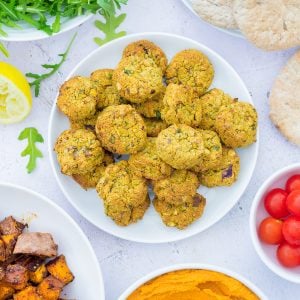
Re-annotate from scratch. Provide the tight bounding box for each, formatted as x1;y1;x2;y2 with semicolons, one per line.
37;275;64;300
46;255;74;285
29;264;48;285
13;286;42;300
0;285;15;299
2;264;29;290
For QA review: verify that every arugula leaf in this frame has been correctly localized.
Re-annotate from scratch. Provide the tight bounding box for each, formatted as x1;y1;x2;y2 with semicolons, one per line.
18;127;44;173
0;41;9;57
94;12;126;46
26;33;77;97
0;0;127;36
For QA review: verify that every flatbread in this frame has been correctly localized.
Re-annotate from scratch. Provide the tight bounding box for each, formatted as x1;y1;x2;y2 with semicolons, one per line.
270;50;300;146
190;0;238;29
234;0;300;50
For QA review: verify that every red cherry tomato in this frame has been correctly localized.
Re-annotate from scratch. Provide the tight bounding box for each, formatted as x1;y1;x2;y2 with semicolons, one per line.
286;175;300;193
264;188;289;218
286;190;300;217
258;217;284;245
277;243;300;267
282;216;300;246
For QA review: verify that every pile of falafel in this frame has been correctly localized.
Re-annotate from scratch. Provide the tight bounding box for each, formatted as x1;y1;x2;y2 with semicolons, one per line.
54;40;258;230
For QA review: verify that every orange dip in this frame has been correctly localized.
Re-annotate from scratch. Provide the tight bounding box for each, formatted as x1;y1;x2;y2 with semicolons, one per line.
127;269;260;300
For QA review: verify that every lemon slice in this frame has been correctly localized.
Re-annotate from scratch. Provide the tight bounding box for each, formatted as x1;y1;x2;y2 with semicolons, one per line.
0;62;32;124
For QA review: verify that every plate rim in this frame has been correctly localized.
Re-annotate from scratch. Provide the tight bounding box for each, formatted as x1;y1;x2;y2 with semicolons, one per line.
48;31;259;244
0;14;93;42
0;181;105;299
181;0;245;39
117;263;268;299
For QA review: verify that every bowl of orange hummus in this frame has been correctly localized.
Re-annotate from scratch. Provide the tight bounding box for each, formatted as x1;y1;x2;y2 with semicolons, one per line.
118;264;267;300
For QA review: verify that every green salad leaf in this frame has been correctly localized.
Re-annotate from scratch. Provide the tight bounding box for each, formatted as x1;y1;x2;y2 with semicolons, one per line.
94;12;126;46
0;0;127;36
0;41;9;57
26;33;77;97
18;127;44;173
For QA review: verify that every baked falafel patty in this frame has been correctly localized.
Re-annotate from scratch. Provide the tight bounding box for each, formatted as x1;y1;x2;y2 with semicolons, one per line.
96;104;147;154
57;76;97;120
215;102;258;148
54;129;104;176
166;49;214;96
156;124;204;169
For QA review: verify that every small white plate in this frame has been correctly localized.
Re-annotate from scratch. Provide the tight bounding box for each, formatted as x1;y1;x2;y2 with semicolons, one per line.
0;182;105;299
250;163;300;283
118;263;267;299
0;14;92;42
49;32;258;243
182;0;244;39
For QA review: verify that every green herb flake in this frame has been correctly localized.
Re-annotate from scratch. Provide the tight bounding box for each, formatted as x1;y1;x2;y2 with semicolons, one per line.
18;127;44;173
26;33;77;97
124;69;132;75
155;111;161;119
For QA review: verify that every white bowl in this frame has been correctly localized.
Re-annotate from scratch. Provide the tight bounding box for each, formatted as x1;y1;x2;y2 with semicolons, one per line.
0;182;105;299
49;32;259;243
0;14;92;42
118;263;267;299
250;163;300;283
181;0;244;39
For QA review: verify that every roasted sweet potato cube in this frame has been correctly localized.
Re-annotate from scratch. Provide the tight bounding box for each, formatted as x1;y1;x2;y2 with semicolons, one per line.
3;264;29;290
46;255;74;285
0;240;5;262
0;285;15;300
37;276;63;300
29;264;48;285
1;234;17;258
13;286;42;300
0;217;25;236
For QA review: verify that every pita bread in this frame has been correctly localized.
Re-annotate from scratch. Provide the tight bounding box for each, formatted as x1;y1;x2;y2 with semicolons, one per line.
234;0;300;50
270;50;300;146
190;0;238;29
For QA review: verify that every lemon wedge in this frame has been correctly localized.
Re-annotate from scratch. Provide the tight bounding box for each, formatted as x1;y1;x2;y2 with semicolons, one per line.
0;62;32;124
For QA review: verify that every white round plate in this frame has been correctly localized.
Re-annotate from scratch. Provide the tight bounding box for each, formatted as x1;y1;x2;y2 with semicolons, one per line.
0;182;105;299
250;163;300;283
0;14;92;42
118;263;267;299
182;0;244;39
49;32;258;243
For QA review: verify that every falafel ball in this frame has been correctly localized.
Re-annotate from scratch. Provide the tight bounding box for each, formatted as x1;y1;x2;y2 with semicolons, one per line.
90;69;122;109
54;129;104;176
143;117;168;137
96;105;147;154
199;147;240;187
215;102;258;148
57;76;97;120
199;88;234;130
113;55;164;103
70;112;99;131
152;170;199;205
73;151;114;189
153;194;206;229
122;40;168;73
156;124;204;169
191;129;222;173
133;87;165;118
96;160;149;226
161;83;202;127
165;49;214;96
129;138;172;180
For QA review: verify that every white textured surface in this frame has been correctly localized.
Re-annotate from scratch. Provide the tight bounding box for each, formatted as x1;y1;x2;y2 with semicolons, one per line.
0;0;300;299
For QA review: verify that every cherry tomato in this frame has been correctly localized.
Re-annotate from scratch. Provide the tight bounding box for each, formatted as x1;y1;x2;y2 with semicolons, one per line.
277;243;300;267
258;217;284;245
286;174;300;193
286;190;300;217
282;216;300;246
264;188;289;218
